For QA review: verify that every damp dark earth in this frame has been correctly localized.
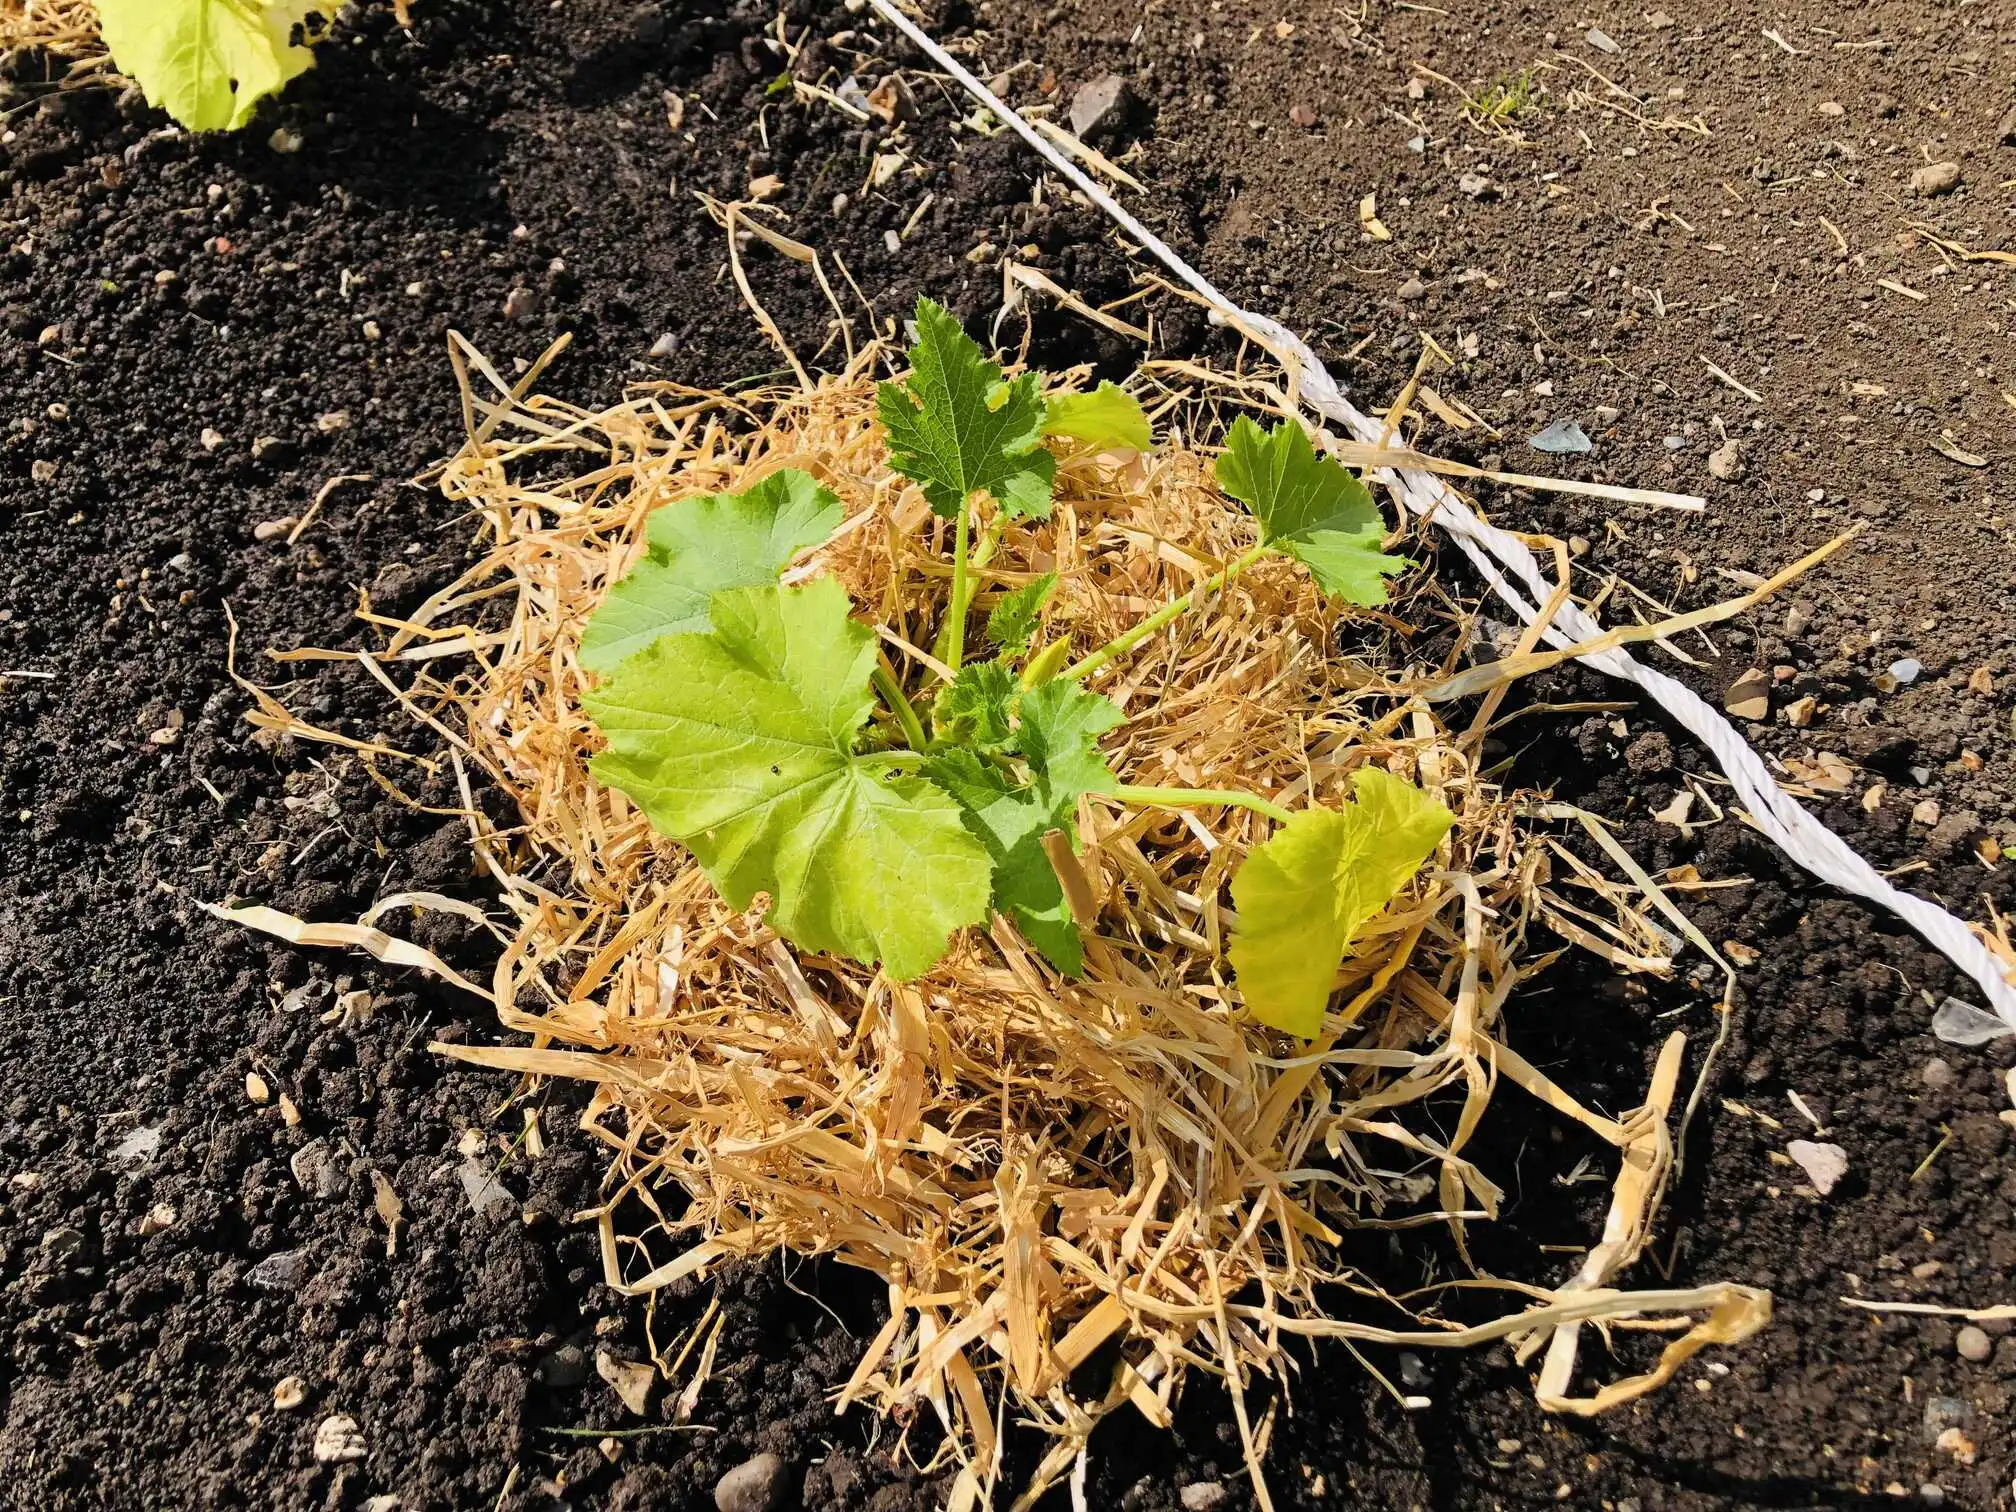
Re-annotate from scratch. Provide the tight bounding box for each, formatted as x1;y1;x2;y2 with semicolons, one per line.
2;1;2014;1509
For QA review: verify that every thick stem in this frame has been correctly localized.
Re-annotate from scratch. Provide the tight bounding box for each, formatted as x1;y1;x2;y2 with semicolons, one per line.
1110;783;1294;826
944;498;973;673
872;661;930;752
1062;542;1275;684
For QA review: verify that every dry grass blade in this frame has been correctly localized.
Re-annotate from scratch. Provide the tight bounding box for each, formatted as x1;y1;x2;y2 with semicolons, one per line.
221;329;1768;1501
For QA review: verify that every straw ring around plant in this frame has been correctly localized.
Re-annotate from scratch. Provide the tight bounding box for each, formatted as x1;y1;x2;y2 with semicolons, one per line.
211;299;1795;1509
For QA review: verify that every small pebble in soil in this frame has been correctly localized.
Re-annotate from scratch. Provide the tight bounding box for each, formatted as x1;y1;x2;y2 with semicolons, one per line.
535;1343;589;1387
458;1158;515;1220
1707;439;1746;480
313;1414;367;1464
201;427;225;452
1067;73;1132;142
1909;161;1962;196
273;1375;308;1410
1920;1058;1954;1089
1289;103;1317;128
1397;1352;1430;1387
1785;1139;1848;1195
1397;277;1426;301
41;1226;84;1264
1723;667;1771;721
502;287;537;321
1888;657;1922;685
1956;1326;1992;1363
1179;1484;1229;1512
1457;170;1493;197
1528;419;1591;454
248;1248;308;1291
649;332;679;358
1662;434;1686;450
111;1124;162;1171
1584;26;1619;53
269;127;304;154
1922;1395;1970;1438
714;1452;789;1512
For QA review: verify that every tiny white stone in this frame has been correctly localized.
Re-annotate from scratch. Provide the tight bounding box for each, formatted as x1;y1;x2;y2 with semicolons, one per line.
1786;1139;1848;1196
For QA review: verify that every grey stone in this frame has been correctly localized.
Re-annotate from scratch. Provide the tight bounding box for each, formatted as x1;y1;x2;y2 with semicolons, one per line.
1909;161;1961;196
458;1159;515;1221
110;1124;162;1171
1179;1484;1230;1512
1922;1395;1970;1439
1067;74;1133;142
1707;439;1746;480
536;1343;590;1388
714;1453;790;1512
1529;419;1592;454
1956;1326;1992;1363
290;1139;343;1200
248;1249;309;1292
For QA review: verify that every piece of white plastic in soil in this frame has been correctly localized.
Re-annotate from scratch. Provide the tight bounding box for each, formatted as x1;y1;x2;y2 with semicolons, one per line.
863;0;2016;1036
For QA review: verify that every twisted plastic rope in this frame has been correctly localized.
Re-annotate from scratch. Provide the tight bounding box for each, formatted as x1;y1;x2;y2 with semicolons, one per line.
864;0;2016;1027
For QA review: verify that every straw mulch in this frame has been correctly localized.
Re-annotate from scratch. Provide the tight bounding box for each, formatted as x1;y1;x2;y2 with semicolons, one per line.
245;333;1766;1510
0;0;101;58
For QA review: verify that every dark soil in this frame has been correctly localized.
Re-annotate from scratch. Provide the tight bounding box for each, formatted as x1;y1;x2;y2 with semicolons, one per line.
1;1;2013;1509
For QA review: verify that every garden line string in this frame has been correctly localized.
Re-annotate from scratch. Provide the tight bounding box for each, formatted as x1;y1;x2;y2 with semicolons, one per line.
864;0;2016;1029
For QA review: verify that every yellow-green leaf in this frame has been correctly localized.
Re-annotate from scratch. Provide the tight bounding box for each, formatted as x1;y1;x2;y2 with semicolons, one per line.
97;0;326;133
1229;768;1453;1038
1043;383;1151;452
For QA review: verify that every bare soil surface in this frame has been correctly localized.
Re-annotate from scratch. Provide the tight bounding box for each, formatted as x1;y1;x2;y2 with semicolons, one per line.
1;1;2013;1509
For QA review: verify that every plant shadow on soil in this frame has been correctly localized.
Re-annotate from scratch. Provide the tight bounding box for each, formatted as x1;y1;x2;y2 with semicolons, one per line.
2;0;2013;1509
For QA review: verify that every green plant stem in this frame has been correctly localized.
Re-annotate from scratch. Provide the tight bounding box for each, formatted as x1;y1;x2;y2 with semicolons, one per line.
1062;542;1275;684
1111;784;1294;826
945;497;974;672
871;661;930;752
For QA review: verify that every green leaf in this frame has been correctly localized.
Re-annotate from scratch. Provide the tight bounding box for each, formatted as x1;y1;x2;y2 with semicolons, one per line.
1229;768;1454;1038
1011;678;1124;804
96;0;326;133
1043;383;1152;452
922;749;1086;976
1214;416;1411;605
932;660;1018;750
985;573;1057;658
876;297;1056;519
579;469;841;675
583;579;992;980
920;678;1123;976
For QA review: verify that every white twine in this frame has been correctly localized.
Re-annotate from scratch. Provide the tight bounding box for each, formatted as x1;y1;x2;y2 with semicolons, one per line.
863;0;2016;1029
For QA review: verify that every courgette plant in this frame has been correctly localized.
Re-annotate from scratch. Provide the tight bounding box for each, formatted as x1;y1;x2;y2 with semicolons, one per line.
582;299;1452;1038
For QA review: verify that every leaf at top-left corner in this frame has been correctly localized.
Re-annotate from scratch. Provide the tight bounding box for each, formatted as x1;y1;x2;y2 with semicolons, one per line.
97;0;330;134
578;468;843;675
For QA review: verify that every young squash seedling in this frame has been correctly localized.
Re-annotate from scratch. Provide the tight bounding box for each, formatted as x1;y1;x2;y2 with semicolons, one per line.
583;298;1452;1038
